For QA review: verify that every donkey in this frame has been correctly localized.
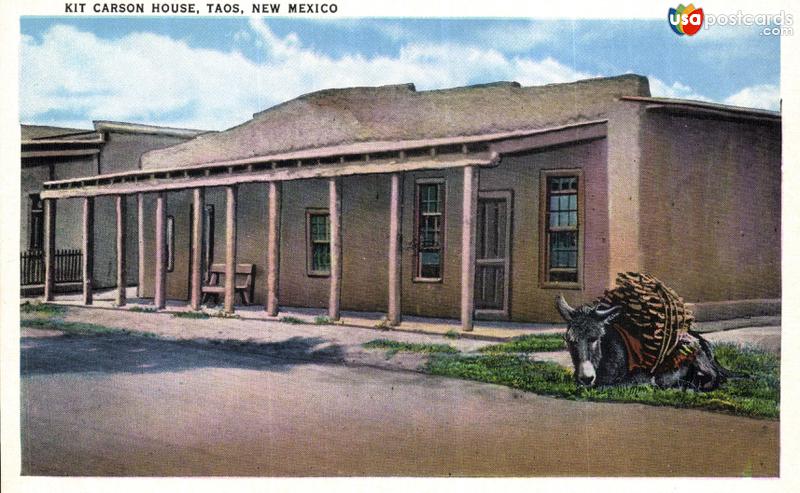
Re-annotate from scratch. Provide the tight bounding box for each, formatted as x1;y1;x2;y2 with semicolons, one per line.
554;295;729;391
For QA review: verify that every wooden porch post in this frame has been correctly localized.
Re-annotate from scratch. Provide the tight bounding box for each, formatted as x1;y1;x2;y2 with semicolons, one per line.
460;165;479;331
43;199;56;301
154;192;167;309
266;181;281;316
224;185;237;314
137;192;145;298
387;173;402;326
328;177;342;321
82;196;94;305
190;188;204;310
115;195;127;306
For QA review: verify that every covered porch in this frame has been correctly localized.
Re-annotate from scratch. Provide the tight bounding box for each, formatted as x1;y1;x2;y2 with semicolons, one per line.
38;120;607;332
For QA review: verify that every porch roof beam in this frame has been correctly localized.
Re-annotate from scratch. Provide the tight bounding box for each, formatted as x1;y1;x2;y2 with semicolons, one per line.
41;156;494;199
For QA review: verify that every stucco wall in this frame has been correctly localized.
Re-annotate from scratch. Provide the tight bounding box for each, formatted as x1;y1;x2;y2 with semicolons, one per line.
480;139;610;321
638;111;781;302
50;156;98;254
605;101;646;285
99;131;190;174
20;161;51;251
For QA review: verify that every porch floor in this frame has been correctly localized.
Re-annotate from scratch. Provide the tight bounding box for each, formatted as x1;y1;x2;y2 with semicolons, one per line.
26;287;564;341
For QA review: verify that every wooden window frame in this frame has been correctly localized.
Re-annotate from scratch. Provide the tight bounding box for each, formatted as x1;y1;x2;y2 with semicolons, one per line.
413;178;446;283
539;169;584;289
28;193;44;251
166;215;175;273
203;204;215;281
305;208;331;277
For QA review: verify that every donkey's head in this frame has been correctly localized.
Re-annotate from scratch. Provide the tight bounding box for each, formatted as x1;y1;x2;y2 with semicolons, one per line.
555;295;622;387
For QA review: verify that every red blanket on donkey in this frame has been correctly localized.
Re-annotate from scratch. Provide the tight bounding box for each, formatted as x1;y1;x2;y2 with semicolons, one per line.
599;273;702;374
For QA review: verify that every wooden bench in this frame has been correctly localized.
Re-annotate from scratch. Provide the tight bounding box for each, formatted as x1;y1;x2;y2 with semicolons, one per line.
201;263;255;306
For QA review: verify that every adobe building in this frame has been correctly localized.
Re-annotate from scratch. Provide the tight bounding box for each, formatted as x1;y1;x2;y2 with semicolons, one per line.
21;121;208;294
36;74;781;328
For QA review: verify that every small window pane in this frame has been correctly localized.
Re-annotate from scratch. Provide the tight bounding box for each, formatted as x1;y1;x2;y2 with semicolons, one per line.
420;251;441;278
312;243;330;272
416;181;445;279
308;212;331;274
550;270;578;283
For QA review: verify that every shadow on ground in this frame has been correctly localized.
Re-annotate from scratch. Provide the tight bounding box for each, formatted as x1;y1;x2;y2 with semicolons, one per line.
21;333;344;376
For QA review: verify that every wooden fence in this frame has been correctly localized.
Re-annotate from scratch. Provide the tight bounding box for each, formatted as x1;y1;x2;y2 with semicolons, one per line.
21;249;83;285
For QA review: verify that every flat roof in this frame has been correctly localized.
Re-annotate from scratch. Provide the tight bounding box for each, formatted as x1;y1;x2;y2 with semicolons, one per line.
620;96;781;120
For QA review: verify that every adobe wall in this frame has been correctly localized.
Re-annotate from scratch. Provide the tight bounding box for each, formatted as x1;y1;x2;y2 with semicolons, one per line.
638;110;781;302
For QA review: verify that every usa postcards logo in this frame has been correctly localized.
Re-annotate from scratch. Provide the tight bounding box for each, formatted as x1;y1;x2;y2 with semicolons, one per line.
669;4;705;35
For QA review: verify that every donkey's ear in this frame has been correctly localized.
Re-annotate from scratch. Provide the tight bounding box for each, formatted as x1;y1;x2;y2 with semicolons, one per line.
555;294;575;322
593;304;622;323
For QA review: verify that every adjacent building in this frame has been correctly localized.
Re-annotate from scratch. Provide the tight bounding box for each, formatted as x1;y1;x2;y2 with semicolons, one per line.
21;121;208;294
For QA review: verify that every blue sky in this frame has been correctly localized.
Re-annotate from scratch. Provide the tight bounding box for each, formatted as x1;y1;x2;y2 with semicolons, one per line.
20;17;781;130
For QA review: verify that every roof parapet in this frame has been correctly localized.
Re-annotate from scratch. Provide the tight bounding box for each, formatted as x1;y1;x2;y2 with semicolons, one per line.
93;120;211;138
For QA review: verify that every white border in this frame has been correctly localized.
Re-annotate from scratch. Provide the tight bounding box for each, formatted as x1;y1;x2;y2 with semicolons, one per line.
2;1;798;492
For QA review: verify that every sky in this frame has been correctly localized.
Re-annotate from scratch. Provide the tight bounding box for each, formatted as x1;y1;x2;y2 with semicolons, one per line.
19;16;781;131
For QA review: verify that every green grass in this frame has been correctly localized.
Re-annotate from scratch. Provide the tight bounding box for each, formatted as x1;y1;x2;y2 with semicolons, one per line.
172;311;211;319
128;306;157;313
363;339;459;358
280;316;306;324
20;302;66;316
21;318;156;338
444;330;461;339
426;342;779;419
314;316;332;325
478;333;566;353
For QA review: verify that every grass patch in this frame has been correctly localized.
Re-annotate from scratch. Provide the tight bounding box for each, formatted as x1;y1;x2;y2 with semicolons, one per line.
314;316;332;325
479;333;566;353
129;306;157;313
20;302;66;316
426;343;779;419
280;316;306;324
172;311;211;319
21;318;156;338
363;339;459;358
212;311;240;319
444;329;460;339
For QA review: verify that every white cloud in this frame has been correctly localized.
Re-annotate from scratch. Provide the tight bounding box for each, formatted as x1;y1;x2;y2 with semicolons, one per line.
723;84;780;110
20;20;595;130
21;20;777;131
648;76;780;111
647;77;711;101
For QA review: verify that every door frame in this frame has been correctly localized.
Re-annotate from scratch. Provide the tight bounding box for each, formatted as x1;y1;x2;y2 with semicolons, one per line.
474;189;513;321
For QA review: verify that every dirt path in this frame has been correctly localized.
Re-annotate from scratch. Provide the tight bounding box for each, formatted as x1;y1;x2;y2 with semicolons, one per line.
21;331;778;476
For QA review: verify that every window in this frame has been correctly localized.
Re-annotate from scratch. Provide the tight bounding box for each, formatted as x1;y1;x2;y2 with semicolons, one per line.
540;171;582;287
306;210;331;276
203;205;215;275
415;180;445;281
166;215;175;273
28;194;44;251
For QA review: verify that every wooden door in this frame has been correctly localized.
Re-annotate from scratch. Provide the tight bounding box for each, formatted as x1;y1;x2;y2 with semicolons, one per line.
475;191;512;319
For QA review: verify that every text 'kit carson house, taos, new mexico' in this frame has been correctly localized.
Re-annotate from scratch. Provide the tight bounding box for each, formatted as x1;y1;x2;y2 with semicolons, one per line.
34;74;781;331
